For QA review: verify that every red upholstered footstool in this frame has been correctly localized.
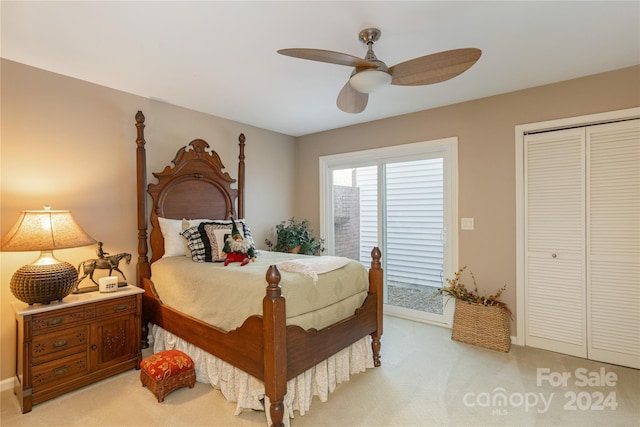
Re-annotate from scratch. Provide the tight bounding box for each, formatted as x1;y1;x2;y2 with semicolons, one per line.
140;349;196;402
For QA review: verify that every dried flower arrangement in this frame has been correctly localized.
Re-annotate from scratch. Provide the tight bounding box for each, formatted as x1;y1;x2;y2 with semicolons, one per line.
434;266;512;317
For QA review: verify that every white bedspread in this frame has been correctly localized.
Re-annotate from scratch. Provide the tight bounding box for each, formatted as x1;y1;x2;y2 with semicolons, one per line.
152;325;374;426
150;251;369;331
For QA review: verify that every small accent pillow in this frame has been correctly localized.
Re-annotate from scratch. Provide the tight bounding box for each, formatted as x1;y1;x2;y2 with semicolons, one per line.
201;223;239;262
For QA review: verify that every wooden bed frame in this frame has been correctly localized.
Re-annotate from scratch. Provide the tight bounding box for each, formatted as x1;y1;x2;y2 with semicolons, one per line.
134;111;383;427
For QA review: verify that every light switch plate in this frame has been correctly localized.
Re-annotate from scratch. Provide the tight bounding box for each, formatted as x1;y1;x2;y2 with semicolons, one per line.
461;218;474;230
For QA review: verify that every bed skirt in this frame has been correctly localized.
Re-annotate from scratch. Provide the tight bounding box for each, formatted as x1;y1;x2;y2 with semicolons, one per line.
151;324;374;426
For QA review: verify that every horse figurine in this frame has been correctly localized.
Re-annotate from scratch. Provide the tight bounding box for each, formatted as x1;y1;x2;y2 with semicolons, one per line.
77;252;132;287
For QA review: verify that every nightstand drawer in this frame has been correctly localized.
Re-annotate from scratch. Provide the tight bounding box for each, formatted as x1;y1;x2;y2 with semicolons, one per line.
31;306;86;334
93;296;137;318
32;353;88;390
32;325;88;365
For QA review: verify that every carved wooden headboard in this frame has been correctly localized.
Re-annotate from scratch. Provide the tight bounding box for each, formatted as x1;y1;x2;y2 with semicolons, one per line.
134;111;246;282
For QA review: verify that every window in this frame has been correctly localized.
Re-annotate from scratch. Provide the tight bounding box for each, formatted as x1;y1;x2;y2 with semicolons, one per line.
320;137;458;326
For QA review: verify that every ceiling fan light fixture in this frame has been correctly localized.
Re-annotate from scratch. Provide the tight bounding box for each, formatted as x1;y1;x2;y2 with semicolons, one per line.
279;27;481;113
349;69;392;93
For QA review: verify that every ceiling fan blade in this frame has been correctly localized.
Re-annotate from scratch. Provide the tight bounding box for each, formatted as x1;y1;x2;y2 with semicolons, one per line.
278;48;378;68
389;48;482;86
337;81;368;113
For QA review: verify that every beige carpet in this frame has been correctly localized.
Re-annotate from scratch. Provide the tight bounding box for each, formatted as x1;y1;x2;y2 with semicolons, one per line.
2;315;639;426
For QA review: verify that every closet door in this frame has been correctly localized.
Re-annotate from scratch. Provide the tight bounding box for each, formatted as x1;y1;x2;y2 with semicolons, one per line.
524;128;586;358
587;120;640;368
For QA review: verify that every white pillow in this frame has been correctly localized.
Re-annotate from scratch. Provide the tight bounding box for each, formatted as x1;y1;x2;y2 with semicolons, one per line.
157;217;187;257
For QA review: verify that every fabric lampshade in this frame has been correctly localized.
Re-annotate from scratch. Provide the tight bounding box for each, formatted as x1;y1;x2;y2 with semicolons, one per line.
1;208;96;251
1;207;96;304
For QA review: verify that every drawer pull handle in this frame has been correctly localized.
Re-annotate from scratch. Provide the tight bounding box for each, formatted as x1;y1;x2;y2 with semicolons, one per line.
52;339;69;348
52;365;70;376
46;318;64;327
114;304;129;312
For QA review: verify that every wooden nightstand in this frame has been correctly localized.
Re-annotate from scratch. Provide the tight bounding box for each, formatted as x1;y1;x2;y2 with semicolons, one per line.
12;285;144;413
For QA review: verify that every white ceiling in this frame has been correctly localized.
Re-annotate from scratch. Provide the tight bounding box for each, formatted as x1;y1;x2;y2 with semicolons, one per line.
2;1;639;137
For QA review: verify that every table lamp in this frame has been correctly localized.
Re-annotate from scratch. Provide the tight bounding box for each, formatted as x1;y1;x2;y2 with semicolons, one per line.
0;206;96;304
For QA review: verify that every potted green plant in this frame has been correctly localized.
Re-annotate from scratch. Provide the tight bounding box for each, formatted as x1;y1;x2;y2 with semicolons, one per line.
264;217;324;255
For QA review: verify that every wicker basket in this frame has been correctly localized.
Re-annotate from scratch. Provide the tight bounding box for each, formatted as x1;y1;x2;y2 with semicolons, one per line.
451;299;511;352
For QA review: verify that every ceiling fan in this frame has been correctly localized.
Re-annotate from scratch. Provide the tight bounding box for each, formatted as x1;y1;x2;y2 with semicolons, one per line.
278;28;481;114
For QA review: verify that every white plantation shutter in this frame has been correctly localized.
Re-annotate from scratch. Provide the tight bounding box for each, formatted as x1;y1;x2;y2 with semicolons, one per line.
525;128;587;357
587;120;640;368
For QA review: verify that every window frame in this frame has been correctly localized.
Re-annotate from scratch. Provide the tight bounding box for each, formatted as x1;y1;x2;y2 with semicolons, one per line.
319;137;459;327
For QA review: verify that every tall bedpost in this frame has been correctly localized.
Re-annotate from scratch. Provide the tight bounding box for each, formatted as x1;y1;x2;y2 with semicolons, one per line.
263;265;286;427
369;247;383;367
135;111;151;348
238;133;245;219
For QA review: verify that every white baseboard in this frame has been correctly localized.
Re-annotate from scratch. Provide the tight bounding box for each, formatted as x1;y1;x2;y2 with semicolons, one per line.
1;377;13;392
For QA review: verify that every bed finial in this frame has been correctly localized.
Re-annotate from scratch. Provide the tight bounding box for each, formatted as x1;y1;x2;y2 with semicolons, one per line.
370;246;381;268
135;111;145;143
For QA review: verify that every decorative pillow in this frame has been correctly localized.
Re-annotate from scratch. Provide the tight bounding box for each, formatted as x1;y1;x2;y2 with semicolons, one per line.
180;222;244;263
183;218;256;256
180;226;207;262
158;217;187;257
157;217;254;259
201;223;240;262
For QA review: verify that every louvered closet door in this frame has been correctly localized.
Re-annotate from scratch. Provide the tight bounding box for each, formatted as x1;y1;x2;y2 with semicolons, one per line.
587;120;640;368
525;129;587;358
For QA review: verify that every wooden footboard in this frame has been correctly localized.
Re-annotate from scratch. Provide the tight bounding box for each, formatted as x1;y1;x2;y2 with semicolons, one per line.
263;247;383;426
141;249;383;427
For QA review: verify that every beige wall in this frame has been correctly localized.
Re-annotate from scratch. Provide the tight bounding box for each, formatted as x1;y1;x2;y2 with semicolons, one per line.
0;59;296;381
295;65;640;331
